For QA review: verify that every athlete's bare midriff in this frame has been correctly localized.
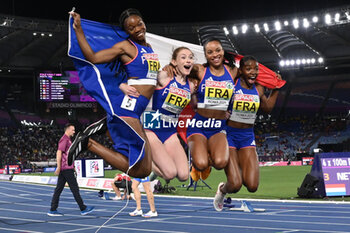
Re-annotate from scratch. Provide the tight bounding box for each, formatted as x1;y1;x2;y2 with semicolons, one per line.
226;119;254;129
197;108;227;120
129;83;155;99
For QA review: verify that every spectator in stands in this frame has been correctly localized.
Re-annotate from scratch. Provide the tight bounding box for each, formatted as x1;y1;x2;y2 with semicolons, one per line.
129;176;157;218
47;123;94;216
112;173;133;200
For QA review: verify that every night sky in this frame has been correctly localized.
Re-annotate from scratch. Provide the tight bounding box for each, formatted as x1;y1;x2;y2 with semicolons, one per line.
0;0;349;24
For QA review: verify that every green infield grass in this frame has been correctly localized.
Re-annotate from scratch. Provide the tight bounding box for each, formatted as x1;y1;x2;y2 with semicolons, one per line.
20;165;350;201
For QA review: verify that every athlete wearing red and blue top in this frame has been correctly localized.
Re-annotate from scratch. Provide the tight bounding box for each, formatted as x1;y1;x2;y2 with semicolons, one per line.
69;9;158;178
185;38;237;180
148;74;191;143
213;55;283;211
141;47;195;181
227;72;260;150
120;47;195;181
188;65;234;139
113;39;159;119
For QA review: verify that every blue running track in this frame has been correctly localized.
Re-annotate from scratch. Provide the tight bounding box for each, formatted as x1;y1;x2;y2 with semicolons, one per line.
1;181;350;233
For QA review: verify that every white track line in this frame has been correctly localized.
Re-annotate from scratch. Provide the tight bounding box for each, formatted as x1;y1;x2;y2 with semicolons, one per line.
0;215;190;233
0;227;44;233
2;205;350;228
3;181;350;205
2;181;350;233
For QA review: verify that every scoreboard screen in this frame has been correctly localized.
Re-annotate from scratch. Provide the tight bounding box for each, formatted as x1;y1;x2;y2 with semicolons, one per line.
321;157;350;196
38;71;95;102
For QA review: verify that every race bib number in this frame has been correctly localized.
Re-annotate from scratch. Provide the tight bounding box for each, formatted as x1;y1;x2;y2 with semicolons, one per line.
204;80;234;106
146;59;160;79
233;94;260;113
230;94;260;124
162;86;191;114
121;95;136;111
143;53;160;80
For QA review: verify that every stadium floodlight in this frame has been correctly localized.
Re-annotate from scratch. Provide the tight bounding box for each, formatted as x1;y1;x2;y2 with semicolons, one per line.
242;24;248;34
232;26;239;35
334;13;340;22
346;12;350;20
263;23;269;32
279;57;324;69
274;21;282;31
254;24;260;33
292;18;299;29
312;16;319;23
303;18;310;28
325;13;331;24
223;27;229;35
313;148;323;153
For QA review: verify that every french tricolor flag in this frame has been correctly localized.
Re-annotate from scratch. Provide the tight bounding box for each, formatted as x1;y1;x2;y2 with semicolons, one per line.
325;184;347;196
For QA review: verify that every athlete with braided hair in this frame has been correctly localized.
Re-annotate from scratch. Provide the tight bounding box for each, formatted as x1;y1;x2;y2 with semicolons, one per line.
213;55;283;211
68;8;159;178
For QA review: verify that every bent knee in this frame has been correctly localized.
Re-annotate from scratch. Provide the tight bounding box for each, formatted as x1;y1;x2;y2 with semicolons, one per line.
212;156;228;170
193;160;209;171
225;181;242;194
177;171;189;182
246;184;258;193
162;169;177;181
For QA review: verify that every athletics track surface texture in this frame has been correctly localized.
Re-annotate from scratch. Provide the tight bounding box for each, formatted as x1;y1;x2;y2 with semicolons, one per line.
1;181;350;233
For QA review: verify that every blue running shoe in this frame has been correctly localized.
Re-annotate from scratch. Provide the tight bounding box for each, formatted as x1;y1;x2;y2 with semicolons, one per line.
47;210;64;216
81;206;95;216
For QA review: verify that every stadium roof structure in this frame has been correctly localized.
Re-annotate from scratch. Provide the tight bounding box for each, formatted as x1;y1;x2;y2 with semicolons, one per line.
0;5;349;74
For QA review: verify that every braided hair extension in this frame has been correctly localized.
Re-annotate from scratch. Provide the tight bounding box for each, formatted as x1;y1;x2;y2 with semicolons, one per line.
118;8;143;30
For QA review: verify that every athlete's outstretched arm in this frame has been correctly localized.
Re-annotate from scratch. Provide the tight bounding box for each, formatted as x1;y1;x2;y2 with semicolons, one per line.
70;12;126;64
257;74;283;113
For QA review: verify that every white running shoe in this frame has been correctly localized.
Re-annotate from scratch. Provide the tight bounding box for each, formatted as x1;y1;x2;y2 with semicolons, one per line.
129;209;143;216
112;196;122;201
142;210;158;218
213;182;225;212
